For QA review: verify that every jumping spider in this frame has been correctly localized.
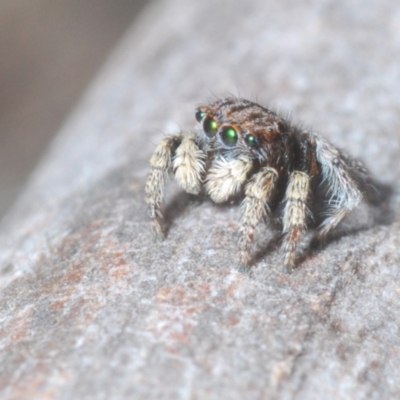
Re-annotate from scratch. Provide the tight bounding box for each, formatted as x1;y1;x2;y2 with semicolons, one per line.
145;97;376;269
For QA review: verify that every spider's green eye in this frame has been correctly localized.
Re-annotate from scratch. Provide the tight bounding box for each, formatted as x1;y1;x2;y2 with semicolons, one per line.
245;134;258;147
195;110;205;122
220;126;238;147
203;116;218;137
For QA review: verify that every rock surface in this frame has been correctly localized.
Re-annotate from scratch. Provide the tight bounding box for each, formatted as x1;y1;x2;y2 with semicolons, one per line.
1;0;400;399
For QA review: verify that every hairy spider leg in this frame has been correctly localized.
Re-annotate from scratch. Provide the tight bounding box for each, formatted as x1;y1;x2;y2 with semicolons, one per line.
239;167;278;268
314;133;363;239
172;132;206;194
145;132;205;239
281;133;318;267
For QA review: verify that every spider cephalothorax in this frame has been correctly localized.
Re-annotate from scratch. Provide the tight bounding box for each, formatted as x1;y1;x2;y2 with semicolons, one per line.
145;97;374;269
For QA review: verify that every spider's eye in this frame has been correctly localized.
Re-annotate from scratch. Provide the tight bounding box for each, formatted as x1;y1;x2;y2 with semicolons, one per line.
220;126;238;147
245;134;258;147
203;116;218;137
195;109;205;122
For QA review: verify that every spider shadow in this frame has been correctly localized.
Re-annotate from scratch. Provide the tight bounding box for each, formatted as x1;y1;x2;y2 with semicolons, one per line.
160;180;396;271
251;234;283;267
296;180;396;265
245;217;284;268
365;180;396;225
162;191;204;236
249;180;396;270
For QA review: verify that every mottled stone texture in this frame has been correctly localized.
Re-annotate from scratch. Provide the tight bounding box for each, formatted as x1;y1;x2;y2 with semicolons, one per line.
1;0;400;399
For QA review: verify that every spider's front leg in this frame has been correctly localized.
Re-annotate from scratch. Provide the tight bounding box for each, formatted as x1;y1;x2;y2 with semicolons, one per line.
145;132;205;239
239;167;278;268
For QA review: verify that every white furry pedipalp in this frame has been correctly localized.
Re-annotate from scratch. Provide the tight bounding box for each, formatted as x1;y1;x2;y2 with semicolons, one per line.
172;132;206;194
205;156;253;203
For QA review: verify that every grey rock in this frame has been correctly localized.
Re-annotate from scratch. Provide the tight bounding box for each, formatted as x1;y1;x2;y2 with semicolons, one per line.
1;0;400;399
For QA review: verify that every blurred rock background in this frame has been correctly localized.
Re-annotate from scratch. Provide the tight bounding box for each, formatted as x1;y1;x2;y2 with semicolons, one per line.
0;0;148;219
1;1;400;399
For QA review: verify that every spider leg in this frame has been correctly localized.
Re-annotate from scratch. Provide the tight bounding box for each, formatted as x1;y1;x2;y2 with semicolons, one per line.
145;132;205;239
145;135;181;239
313;133;363;239
239;167;278;268
172;132;206;195
282;171;311;268
282;132;317;268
